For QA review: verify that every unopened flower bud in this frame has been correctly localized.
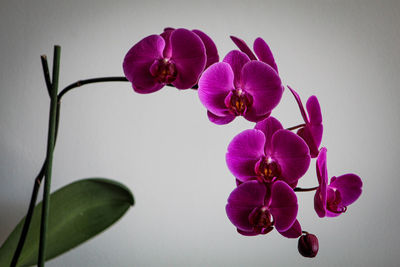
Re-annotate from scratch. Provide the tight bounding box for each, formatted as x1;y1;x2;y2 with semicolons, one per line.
298;233;319;258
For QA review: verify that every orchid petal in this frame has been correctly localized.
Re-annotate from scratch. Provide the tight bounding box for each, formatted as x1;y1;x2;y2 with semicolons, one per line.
314;147;328;217
287;86;308;123
326;210;341;217
314;188;327;218
310;125;323;155
237;226;273;236
198;62;234;116
230;36;257;60
236;229;260;236
316;147;328;185
192;29;219;68
123;35;165;94
306;95;323;154
253;37;278;73
207;111;235;125
271;130;311;183
254;116;283;154
226;129;266;182
269;181;298;232
243;111;270;123
160;27;174;58
242;61;283;119
306;96;322;125
170;28;206;89
329;174;362;206
223;50;250;88
278;219;302;238
297;126;320;158
226;181;266;231
225;206;255;231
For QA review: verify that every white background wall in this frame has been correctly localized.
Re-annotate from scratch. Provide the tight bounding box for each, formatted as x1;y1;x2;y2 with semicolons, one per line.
1;0;399;266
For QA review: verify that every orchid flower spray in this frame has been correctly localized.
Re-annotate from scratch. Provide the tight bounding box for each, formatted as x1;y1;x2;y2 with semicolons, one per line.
218;37;362;258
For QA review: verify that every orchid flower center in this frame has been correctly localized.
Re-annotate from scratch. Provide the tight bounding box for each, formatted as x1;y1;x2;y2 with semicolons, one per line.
249;206;274;235
150;58;177;84
327;188;347;214
255;157;281;183
226;89;252;115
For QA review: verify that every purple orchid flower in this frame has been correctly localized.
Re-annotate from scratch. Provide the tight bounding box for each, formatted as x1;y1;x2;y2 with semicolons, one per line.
314;147;363;217
226;116;311;185
198;50;283;125
226;180;298;236
288;86;323;158
123;28;208;94
230;35;278;74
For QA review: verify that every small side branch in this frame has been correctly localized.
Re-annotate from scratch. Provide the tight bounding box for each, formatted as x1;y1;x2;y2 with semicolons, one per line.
286;123;306;131
294;186;319;192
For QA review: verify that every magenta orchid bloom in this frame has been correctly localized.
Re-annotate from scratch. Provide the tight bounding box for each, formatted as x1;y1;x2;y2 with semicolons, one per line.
226;116;311;185
314;147;363;217
226;180;299;236
123;28;209;94
230;35;278;74
288;86;323;158
198;50;283;124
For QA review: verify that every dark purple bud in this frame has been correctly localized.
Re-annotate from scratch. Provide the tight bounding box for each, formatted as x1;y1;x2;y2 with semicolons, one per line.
298;233;319;258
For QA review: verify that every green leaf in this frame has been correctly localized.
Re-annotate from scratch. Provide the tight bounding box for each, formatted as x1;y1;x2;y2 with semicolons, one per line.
0;178;134;266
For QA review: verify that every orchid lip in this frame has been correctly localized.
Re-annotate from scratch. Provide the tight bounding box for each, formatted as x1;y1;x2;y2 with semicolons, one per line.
255;157;281;183
327;188;347;214
150;58;177;84
224;89;253;116
248;205;274;234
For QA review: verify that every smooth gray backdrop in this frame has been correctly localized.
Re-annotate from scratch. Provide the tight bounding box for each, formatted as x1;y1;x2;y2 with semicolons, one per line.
1;0;399;266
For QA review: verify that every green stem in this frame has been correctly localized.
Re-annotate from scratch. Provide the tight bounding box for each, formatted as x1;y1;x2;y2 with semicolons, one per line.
10;164;45;267
38;46;61;267
40;55;52;97
10;55;54;267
